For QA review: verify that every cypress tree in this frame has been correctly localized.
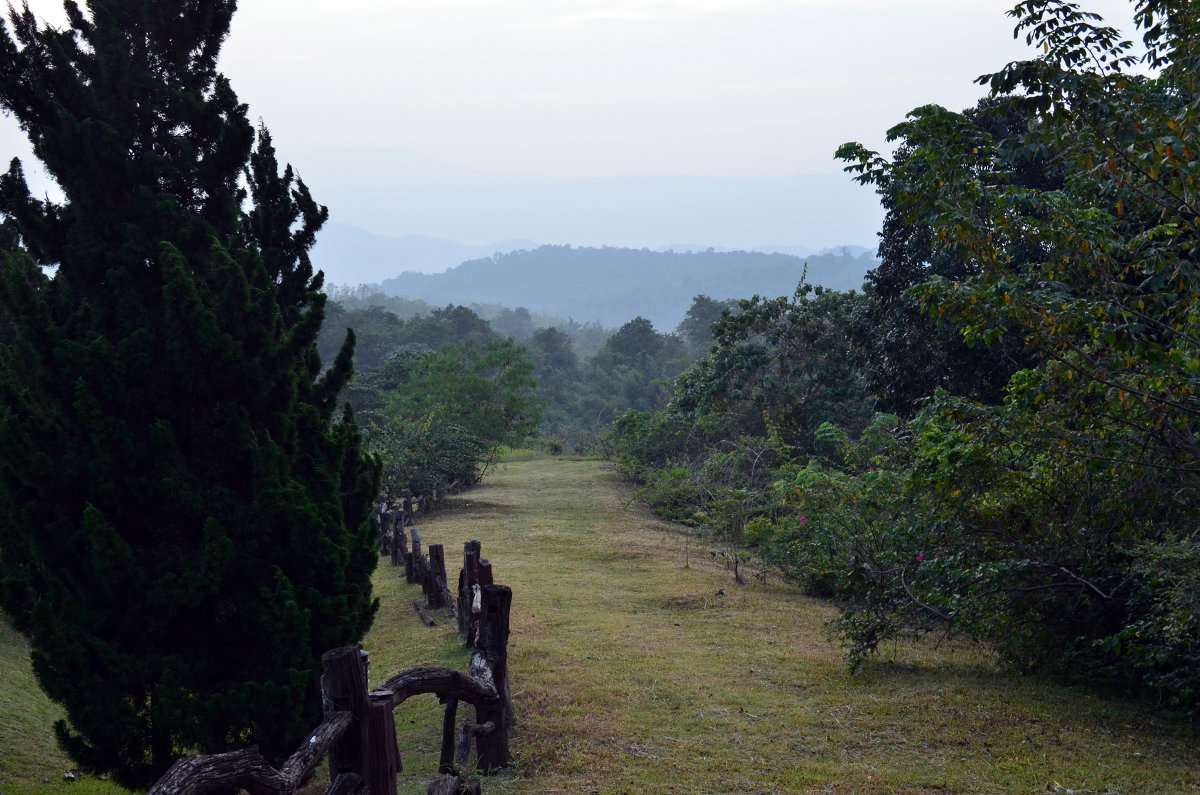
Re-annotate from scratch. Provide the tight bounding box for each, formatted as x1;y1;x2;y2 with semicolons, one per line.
0;1;379;787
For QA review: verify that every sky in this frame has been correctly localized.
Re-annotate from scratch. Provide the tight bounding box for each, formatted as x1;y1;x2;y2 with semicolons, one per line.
0;0;1142;279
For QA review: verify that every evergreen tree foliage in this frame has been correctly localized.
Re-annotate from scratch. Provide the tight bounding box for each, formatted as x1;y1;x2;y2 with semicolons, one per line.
0;1;379;786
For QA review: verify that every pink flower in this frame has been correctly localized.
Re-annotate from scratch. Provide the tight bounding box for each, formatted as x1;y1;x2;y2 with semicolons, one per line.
800;516;807;526
916;554;925;562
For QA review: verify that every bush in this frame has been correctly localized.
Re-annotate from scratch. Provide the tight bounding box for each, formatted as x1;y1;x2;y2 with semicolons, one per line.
370;418;490;500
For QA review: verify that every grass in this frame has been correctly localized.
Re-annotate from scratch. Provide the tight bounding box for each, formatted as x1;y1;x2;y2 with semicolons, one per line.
361;457;1200;794
0;615;127;795
4;455;1197;794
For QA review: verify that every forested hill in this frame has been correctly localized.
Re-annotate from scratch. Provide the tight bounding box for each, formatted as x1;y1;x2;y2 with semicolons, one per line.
378;245;876;329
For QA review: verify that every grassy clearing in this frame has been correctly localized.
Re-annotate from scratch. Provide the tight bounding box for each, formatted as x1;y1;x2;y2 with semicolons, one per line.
0;615;126;795
366;456;1199;794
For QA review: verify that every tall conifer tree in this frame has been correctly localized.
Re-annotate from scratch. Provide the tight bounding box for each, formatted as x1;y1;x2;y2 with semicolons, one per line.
0;1;379;787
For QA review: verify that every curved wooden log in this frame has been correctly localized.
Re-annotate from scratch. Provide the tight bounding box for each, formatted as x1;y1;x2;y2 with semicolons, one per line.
376;666;499;709
280;711;355;786
147;711;354;795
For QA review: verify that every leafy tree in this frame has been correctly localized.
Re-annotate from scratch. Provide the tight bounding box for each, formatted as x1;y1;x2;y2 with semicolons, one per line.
603;283;872;545
671;285;874;452
846;98;1049;416
589;317;689;414
371;417;488;500
675;294;737;358
489;305;536;340
529;326;578;375
0;2;378;786
830;0;1200;717
317;303;406;371
386;338;543;448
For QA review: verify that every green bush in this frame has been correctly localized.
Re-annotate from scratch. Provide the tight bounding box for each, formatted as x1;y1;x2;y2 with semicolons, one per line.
370;418;490;499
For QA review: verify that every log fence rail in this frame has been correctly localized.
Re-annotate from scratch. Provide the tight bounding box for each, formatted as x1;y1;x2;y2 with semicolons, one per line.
147;520;511;795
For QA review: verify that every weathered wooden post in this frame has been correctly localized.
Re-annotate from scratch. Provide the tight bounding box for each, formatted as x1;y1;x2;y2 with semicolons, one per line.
407;528;423;585
376;503;391;556
389;510;400;555
438;696;459;774
401;489;414;524
366;690;400;795
404;528;419;584
322;646;370;784
427;544;448;609
461;541;482;642
473;584;512;772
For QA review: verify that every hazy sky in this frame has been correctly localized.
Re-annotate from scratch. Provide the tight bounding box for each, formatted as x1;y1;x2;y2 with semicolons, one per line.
0;1;1142;265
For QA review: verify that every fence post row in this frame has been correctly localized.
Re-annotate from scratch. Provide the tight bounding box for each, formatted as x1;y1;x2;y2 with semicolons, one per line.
145;527;509;794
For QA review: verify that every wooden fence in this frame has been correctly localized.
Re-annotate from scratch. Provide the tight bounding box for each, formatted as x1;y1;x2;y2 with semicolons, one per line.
147;526;512;795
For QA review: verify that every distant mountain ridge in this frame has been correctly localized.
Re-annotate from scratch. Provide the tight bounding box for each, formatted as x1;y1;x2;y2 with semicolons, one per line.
378;245;877;330
310;223;537;283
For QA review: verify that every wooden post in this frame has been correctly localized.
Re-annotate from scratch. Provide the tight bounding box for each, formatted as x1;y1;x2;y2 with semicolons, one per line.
329;773;369;795
473;584;512;772
387;511;401;567
428;544;447;609
461;541;481;643
438;697;459;774
415;553;429;597
477;559;493;587
422;561;436;607
366;691;400;795
463;541;481;585
456;569;467;637
401;490;414;524
322;646;370;781
407;528;423;585
394;522;409;570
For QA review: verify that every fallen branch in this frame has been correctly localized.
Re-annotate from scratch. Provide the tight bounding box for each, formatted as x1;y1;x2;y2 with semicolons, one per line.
413;599;437;627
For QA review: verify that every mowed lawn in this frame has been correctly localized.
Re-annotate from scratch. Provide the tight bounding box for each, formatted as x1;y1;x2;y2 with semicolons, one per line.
3;454;1198;794
364;455;1200;794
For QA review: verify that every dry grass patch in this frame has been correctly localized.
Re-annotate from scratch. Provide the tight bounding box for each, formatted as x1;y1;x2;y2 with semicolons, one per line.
362;457;1200;794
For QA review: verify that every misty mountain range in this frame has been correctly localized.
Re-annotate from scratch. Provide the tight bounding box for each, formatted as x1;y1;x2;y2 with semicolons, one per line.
372;244;878;330
294;147;885;285
310;221;875;286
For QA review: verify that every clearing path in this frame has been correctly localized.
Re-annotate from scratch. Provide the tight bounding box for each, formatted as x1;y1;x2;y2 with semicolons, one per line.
369;456;1198;794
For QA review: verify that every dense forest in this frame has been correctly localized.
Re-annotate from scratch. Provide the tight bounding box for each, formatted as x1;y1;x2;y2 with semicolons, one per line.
316;292;735;485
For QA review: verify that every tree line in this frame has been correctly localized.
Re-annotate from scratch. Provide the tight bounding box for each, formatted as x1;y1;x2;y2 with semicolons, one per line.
317;291;738;483
605;0;1200;724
